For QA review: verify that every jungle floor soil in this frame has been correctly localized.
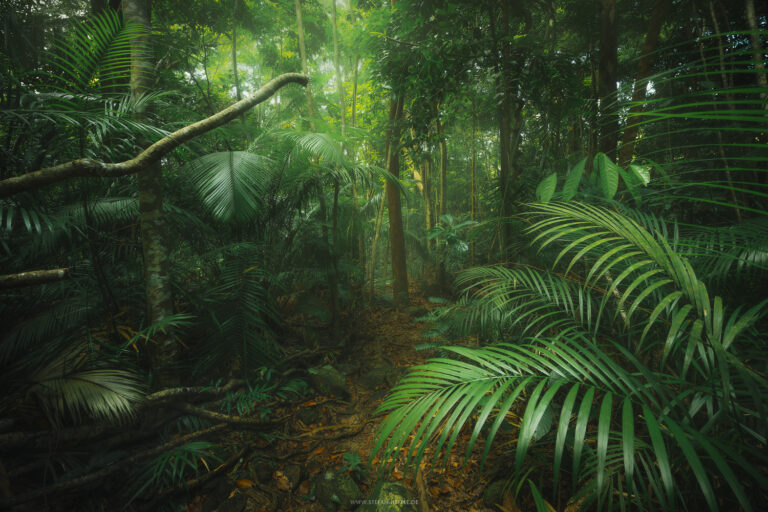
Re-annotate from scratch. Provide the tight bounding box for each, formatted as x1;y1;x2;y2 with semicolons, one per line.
186;294;514;512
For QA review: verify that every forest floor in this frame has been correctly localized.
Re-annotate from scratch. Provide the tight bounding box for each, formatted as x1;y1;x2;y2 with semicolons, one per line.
185;293;515;512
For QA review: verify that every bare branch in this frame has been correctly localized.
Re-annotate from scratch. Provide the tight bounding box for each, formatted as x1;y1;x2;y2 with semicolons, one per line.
0;73;308;198
145;379;245;403
0;268;70;289
172;402;279;427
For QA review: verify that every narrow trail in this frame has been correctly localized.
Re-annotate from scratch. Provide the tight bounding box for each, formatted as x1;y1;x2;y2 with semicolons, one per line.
192;295;506;512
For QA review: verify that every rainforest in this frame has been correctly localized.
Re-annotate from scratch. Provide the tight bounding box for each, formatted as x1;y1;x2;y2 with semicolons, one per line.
1;0;767;511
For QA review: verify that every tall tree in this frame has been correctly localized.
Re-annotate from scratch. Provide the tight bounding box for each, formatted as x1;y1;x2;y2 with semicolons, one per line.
295;0;339;329
617;0;671;167
598;0;619;160
385;95;409;304
122;0;178;386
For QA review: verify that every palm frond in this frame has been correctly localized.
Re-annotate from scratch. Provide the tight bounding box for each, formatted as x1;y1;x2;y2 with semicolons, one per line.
183;151;276;225
29;344;145;425
48;9;148;95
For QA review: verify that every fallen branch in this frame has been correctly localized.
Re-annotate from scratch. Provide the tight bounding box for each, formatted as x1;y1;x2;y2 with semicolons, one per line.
0;268;70;289
0;423;228;508
0;73;308;198
173;403;283;427
145;379;246;403
285;420;372;441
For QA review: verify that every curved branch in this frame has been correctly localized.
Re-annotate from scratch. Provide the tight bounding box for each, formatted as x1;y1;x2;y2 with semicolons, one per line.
0;73;309;198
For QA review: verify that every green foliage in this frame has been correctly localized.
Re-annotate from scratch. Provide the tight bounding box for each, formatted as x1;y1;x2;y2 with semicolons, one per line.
373;203;768;511
129;441;222;504
535;173;557;203
341;451;364;480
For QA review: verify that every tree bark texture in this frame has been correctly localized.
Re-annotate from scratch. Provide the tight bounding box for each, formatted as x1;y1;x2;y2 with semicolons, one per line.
598;0;619;160
436;109;448;220
0;73;307;198
492;0;516;259
0;268;70;289
385;96;409;304
745;0;767;102
617;0;670;167
122;0;178;385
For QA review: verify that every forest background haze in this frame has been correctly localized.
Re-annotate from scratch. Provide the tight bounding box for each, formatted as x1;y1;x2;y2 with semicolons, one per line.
1;0;767;511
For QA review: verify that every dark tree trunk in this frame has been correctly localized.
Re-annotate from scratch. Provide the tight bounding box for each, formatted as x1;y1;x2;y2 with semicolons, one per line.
617;0;670;167
385;96;409;305
598;0;619;161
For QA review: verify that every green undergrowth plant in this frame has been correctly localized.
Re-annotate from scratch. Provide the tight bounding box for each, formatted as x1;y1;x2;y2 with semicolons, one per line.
372;202;768;511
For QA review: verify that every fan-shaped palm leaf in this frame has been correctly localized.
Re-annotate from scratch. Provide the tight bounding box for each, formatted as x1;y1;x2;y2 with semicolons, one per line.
183;151;275;224
28;344;145;425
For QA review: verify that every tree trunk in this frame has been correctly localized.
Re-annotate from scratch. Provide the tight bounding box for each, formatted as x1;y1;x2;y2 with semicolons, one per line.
598;0;618;161
231;2;245;130
491;0;515;260
745;0;767;97
122;0;178;387
470;98;476;266
436;108;448;220
369;190;386;302
385;96;409;305
329;0;346;333
423;157;433;250
351;55;365;270
295;0;316;131
617;0;670;167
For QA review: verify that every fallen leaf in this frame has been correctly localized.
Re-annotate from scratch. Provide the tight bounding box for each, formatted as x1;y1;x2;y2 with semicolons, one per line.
235;479;254;489
391;469;404;480
298;480;311;495
275;475;291;491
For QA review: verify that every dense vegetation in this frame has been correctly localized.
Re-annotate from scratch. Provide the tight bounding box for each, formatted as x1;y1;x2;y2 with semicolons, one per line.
1;0;766;510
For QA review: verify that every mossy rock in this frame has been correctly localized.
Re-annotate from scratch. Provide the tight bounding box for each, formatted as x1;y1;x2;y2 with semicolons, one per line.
360;366;405;390
314;470;363;511
308;364;349;398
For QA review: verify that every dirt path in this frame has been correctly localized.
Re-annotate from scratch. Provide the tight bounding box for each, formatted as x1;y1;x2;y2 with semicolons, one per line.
192;296;499;512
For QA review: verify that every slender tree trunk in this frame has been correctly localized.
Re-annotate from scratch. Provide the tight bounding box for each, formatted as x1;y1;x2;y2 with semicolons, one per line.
122;0;178;387
617;0;670;167
296;0;340;325
231;2;245;130
745;0;767;97
329;0;346;332
295;0;315;131
436;109;448;220
369;190;386;302
700;9;743;220
745;0;768;186
598;0;619;160
351;55;365;270
491;1;515;260
423;157;433;249
471;99;476;266
385;96;409;305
